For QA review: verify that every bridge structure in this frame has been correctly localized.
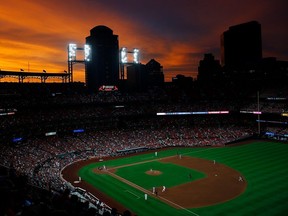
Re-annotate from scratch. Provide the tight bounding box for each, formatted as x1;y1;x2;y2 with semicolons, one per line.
0;70;70;83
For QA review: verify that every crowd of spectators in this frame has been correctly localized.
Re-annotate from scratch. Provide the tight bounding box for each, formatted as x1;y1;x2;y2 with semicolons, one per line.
262;126;288;141
1;113;255;215
0;164;121;216
241;100;288;113
0;116;253;215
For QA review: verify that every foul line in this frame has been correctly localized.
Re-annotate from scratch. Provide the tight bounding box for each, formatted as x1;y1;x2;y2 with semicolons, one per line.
157;195;199;216
105;170;199;216
125;190;140;199
102;148;222;216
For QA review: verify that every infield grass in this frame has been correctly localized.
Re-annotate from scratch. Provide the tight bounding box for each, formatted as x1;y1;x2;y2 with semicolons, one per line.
115;161;205;189
78;141;288;216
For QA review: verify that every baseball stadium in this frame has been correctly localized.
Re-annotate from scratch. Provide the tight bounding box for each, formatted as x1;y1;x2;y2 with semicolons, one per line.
62;140;288;216
1;83;288;216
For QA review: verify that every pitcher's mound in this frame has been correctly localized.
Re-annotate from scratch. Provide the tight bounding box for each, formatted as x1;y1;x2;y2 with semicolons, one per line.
146;170;162;175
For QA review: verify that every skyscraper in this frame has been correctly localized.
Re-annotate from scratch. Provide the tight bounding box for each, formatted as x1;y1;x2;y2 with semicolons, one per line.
85;25;119;92
221;21;262;68
146;59;164;86
126;63;148;92
197;53;222;82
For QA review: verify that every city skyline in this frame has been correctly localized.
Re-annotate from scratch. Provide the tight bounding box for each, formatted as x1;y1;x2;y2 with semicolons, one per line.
0;0;287;82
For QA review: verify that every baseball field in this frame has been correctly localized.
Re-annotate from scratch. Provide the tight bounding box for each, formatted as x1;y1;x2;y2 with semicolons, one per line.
62;140;288;216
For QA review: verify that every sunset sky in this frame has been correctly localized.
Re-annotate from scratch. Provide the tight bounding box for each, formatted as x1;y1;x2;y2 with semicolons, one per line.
0;0;287;82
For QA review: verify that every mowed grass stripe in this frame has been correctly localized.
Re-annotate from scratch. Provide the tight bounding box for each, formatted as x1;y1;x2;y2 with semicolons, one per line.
189;141;288;216
207;142;283;160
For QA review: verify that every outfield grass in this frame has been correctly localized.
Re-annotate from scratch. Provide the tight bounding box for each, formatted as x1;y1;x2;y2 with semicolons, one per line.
78;141;288;216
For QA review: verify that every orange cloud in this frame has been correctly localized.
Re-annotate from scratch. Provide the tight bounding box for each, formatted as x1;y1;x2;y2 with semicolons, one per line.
1;0;287;83
0;0;201;83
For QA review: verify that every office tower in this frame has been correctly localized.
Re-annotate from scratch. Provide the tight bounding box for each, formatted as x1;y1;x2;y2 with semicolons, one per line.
146;59;164;86
85;25;119;92
198;53;222;82
221;21;262;68
127;63;148;92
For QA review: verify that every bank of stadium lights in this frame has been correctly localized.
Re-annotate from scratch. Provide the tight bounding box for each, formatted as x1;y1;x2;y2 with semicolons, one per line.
133;48;139;64
84;44;91;62
68;43;77;61
121;47;128;63
67;43;91;83
68;43;91;62
120;47;140;64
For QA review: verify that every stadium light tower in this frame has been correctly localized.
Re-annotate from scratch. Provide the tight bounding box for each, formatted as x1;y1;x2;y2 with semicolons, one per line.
133;48;139;64
84;44;91;62
68;44;77;61
120;47;140;80
67;43;91;82
120;47;128;64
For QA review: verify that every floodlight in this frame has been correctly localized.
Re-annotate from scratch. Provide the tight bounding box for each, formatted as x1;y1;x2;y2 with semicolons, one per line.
84;44;91;61
133;48;139;63
121;47;128;63
68;43;77;61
